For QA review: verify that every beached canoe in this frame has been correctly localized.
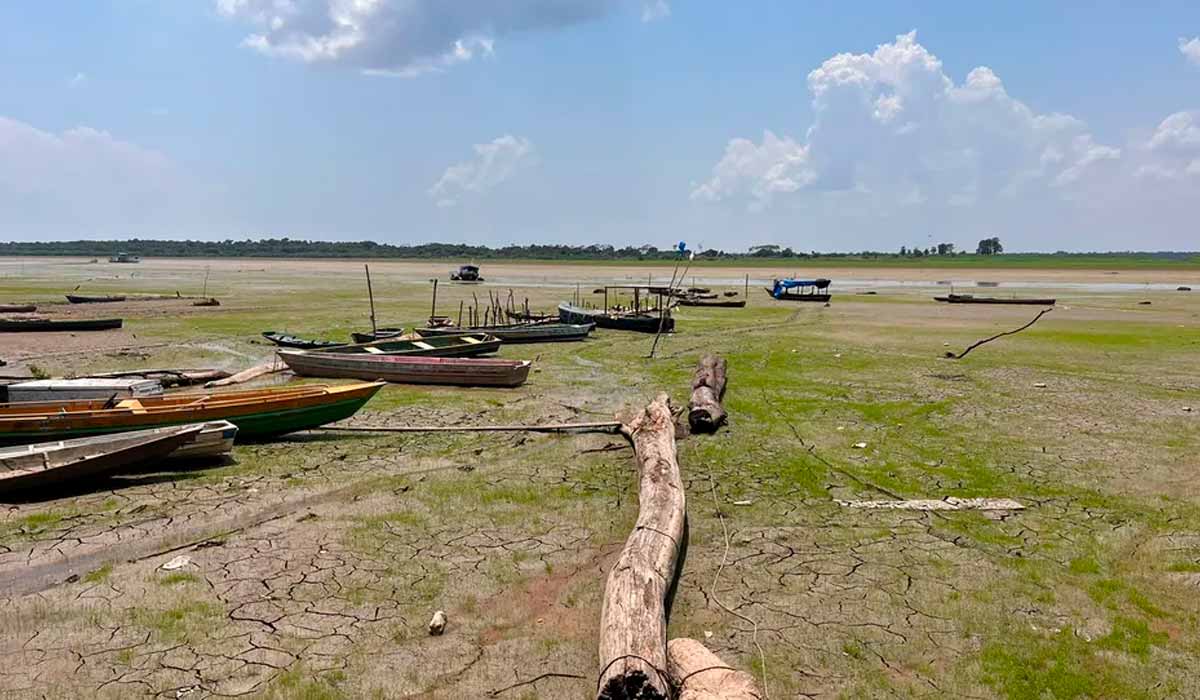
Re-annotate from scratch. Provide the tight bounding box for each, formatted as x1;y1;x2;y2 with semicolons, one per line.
0;382;383;445
66;294;126;304
261;331;346;349
0;424;203;495
279;351;531;387
0;318;123;332
325;333;501;357
0;305;36;313
677;298;747;308
417;323;593;343
933;294;1056;306
558;303;674;334
349;327;407;343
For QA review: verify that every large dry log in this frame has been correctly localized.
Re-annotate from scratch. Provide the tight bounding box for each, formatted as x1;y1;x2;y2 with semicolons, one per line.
598;393;686;700
667;638;762;700
205;361;284;388
687;355;727;433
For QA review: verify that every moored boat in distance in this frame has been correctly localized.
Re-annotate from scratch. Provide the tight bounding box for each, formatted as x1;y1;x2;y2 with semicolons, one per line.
765;278;832;302
261;331;347;349
0;424;203;496
319;333;501;357
558;303;674;334
933;294;1056;306
0;318;122;332
0;305;36;313
0;382;384;445
278;351;531;387
417;322;593;343
677;298;746;308
450;264;484;282
66;294;126;304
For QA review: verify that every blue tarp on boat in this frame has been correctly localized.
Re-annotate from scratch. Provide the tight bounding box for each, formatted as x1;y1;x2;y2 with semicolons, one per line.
769;278;831;298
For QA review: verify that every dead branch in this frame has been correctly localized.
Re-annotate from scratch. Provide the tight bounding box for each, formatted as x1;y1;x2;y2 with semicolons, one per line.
946;308;1052;359
598;393;686;700
487;672;587;697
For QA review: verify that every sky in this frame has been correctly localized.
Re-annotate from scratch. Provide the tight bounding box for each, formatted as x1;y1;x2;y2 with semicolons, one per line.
1;1;1198;252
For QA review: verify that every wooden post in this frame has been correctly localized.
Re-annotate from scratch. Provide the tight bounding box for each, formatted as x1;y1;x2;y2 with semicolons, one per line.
457;300;464;327
365;264;377;337
597;393;685;700
430;278;439;320
687;355;727;433
667;638;761;700
744;273;748;299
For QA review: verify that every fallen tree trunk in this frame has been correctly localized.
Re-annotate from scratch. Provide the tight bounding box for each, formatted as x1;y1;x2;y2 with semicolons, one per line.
667;638;762;700
597;393;686;700
205;360;285;388
687;355;727;433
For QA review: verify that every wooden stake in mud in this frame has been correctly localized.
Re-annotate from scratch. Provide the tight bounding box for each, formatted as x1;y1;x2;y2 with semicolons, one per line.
687;354;727;433
744;273;749;299
430;278;440;321
667;638;762;700
597;393;686;700
365;264;377;337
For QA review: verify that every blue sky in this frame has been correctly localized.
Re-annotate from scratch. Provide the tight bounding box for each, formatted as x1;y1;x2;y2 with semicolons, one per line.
1;1;1198;251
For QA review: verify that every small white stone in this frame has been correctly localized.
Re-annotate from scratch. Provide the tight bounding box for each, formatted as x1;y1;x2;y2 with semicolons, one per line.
161;555;191;571
852;442;868;449
428;610;447;636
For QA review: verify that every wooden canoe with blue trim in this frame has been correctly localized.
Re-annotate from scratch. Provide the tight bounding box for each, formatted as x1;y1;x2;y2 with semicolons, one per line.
321;333;501;357
0;382;383;445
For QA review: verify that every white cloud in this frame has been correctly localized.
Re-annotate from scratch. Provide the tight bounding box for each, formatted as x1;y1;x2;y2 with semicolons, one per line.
693;32;1123;209
642;0;670;23
68;72;87;87
1131;111;1200;180
217;0;616;76
1181;37;1200;66
0;116;218;237
428;135;536;207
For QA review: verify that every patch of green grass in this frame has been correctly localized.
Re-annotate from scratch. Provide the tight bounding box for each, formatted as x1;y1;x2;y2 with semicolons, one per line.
261;666;348;700
1165;561;1200;573
1069;556;1102;575
1097;616;1167;659
980;628;1151;700
158;572;199;586
130;599;221;643
83;563;112;584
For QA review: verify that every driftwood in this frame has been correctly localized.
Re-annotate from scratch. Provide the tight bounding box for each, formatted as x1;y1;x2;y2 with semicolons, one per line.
667;638;762;700
687;355;727;433
205;361;285;387
597;393;686;700
946;308;1052;359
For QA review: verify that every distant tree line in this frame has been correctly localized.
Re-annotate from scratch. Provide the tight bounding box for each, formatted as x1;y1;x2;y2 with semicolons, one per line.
0;238;1194;261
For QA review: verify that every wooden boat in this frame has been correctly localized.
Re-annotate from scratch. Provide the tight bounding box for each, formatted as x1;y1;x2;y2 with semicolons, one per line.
278;351;530;387
686;287;711;294
0;424;203;495
677;298;747;308
504;309;557;324
558;303;674;334
765;279;832;302
934;294;1056;306
167;420;238;459
321;333;501;357
261;331;346;349
350;327;408;344
1178;286;1192;292
0;305;36;313
417;323;593;344
0;382;383;445
193;298;221;307
0;318;122;332
66;294;126;304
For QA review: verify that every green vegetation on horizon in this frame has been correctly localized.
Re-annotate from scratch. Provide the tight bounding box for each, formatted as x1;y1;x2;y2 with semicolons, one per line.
0;239;1198;269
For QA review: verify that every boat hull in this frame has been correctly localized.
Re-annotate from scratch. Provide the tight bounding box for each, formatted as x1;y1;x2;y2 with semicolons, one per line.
0;305;36;313
934;296;1056;305
279;351;530;387
0;319;123;332
677;299;746;308
326;333;501;357
557;303;673;333
261;331;346;349
763;289;831;302
66;295;126;304
0;425;203;495
418;323;593;343
0;383;383;444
